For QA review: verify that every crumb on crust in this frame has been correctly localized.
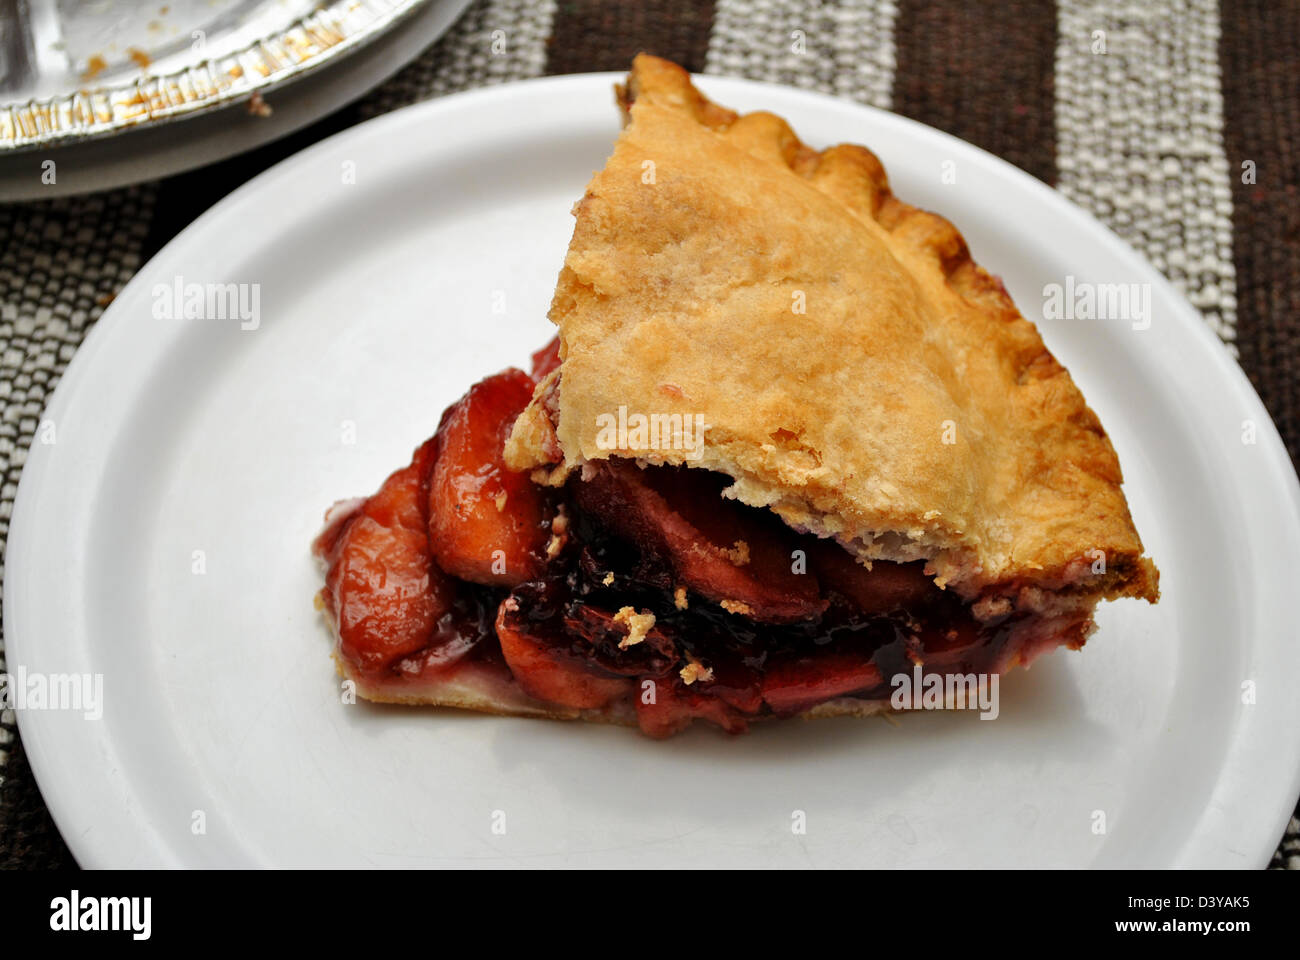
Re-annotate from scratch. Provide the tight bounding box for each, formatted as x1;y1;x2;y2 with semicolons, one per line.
613;606;656;649
680;656;714;685
248;91;272;117
545;504;570;559
722;540;750;566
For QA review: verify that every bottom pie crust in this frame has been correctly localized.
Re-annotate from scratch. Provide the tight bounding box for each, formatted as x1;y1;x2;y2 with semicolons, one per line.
312;454;1098;738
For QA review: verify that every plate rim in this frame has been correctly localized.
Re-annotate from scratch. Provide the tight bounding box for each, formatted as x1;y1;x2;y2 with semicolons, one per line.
7;70;1300;868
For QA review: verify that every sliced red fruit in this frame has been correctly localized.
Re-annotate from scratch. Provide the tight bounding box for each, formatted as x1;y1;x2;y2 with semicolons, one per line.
316;439;465;679
808;541;938;617
495;599;632;709
560;604;678;677
914;618;983;669
530;336;562;381
428;369;551;586
573;461;825;623
688;655;764;714
635;678;749;738
762;651;883;716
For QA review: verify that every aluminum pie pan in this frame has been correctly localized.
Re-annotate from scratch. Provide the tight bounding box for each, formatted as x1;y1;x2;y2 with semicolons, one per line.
1;0;439;152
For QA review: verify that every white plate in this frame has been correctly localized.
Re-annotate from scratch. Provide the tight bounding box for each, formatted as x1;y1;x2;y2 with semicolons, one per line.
8;73;1300;869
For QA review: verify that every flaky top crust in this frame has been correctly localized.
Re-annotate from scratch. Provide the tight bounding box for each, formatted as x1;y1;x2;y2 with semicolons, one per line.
507;54;1157;604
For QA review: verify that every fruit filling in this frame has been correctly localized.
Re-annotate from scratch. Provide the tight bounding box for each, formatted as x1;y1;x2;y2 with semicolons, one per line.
315;343;1038;737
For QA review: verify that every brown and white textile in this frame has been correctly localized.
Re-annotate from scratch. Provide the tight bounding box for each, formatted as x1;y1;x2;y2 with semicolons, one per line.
1;0;1296;868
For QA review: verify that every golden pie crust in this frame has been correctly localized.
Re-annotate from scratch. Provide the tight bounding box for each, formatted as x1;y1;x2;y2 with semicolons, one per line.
507;54;1158;608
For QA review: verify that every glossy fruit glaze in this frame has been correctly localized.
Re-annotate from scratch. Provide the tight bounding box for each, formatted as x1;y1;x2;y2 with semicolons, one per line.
315;339;1031;737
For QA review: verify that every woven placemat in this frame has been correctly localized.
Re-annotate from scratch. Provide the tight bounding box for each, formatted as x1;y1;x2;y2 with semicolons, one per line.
1;0;1296;869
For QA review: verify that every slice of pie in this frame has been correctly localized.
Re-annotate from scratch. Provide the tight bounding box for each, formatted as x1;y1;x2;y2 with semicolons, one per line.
313;55;1158;738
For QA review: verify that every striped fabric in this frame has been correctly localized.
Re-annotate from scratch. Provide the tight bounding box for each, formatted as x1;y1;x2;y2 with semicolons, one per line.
1056;0;1238;348
0;0;1296;868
